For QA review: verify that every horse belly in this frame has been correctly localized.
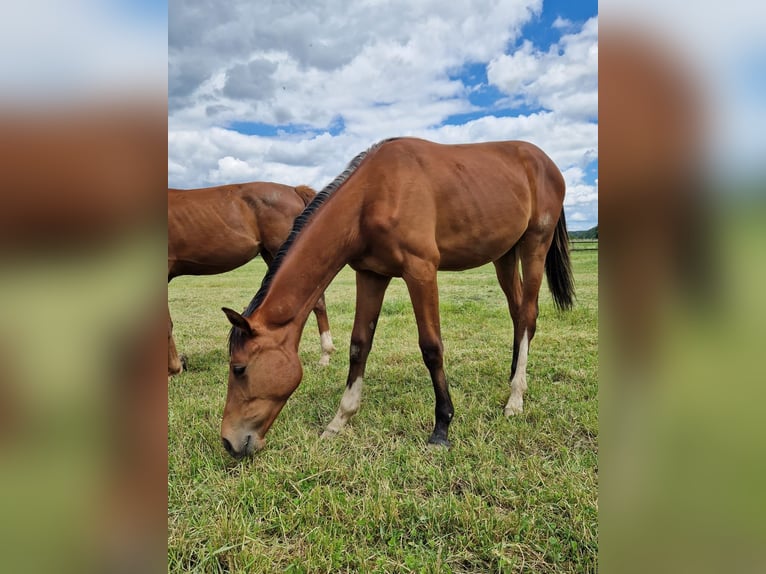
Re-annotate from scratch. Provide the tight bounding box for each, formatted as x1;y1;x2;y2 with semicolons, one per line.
169;229;261;276
169;201;263;275
435;205;528;270
436;234;520;270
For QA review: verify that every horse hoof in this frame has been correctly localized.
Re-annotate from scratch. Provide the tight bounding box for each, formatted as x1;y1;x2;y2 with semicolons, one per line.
427;435;451;449
318;355;331;367
320;429;338;440
504;403;523;417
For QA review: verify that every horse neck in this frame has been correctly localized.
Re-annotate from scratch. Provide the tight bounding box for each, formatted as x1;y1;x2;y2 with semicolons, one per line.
256;189;361;337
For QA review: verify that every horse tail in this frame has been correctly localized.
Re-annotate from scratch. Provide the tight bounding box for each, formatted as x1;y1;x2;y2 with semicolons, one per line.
293;185;317;208
545;209;575;311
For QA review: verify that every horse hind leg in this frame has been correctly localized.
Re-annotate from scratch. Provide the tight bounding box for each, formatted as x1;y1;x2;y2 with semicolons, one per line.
312;293;336;366
505;331;529;416
498;237;549;416
493;248;522;402
322;271;390;438
167;304;183;377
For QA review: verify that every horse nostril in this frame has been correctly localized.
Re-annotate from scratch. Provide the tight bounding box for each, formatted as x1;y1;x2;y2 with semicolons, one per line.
222;437;235;456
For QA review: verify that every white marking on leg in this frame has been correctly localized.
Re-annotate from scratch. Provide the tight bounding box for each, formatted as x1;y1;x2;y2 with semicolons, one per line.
318;331;336;366
505;331;529;416
321;376;363;438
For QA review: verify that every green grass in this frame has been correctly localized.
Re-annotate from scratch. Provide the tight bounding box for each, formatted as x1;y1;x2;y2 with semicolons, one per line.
168;250;597;573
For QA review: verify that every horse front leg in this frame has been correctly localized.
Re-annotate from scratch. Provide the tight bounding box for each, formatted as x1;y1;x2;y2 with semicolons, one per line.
403;262;454;447
321;271;390;438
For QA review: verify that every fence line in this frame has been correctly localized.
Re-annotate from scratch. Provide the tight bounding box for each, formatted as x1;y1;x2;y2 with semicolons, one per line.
570;239;598;252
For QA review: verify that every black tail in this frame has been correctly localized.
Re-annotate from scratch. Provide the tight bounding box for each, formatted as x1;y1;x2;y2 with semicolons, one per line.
545;210;575;311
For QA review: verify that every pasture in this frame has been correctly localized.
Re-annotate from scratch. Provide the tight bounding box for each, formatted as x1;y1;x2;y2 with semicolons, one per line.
168;249;597;573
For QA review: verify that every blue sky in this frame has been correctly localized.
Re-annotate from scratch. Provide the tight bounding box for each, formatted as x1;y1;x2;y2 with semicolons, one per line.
169;1;599;229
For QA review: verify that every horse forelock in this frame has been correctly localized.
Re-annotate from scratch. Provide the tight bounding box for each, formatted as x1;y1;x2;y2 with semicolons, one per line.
227;138;398;354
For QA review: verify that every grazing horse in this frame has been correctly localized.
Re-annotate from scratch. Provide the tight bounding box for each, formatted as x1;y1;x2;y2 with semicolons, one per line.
221;138;574;457
167;182;336;376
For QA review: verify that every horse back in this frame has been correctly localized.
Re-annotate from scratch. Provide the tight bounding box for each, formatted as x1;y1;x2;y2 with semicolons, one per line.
355;138;566;271
167;183;306;276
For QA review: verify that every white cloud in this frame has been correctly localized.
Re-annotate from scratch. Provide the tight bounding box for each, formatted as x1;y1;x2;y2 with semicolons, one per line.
2;0;166;100
561;166;598;230
168;128;364;189
602;1;766;179
487;17;598;120
169;0;543;132
210;157;259;182
170;111;597;211
417;112;597;172
169;1;598;227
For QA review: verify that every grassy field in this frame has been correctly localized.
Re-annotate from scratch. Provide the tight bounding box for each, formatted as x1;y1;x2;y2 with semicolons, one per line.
168;249;597;573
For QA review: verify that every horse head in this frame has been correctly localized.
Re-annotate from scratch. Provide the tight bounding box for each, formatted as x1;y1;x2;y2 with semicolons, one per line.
219;307;302;458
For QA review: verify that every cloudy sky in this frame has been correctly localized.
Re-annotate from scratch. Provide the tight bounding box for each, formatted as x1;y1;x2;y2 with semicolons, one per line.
169;0;599;230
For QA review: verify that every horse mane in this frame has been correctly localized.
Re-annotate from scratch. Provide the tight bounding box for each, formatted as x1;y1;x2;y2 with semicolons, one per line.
228;137;398;353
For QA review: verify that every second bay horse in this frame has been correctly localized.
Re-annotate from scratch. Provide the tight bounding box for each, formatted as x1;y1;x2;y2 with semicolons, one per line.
168;182;336;376
220;138;574;457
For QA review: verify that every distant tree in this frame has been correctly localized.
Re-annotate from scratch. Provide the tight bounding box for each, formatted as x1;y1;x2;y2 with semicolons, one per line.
569;225;598;240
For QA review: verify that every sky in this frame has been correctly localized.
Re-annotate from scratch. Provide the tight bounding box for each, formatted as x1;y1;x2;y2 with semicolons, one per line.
600;0;766;185
168;0;599;230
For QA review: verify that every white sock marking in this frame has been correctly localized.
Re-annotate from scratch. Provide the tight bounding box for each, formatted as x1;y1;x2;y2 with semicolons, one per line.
505;331;529;416
322;376;363;437
318;331;336;366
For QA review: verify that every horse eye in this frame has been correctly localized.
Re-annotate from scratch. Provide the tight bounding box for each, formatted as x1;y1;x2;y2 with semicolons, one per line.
232;365;246;377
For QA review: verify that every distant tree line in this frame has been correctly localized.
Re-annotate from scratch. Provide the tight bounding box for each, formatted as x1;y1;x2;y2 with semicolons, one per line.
569;225;598;240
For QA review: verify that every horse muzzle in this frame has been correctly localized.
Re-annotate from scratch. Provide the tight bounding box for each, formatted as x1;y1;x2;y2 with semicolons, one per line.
221;432;266;459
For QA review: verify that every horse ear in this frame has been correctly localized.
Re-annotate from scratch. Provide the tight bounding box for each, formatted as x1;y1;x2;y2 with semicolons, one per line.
222;307;254;336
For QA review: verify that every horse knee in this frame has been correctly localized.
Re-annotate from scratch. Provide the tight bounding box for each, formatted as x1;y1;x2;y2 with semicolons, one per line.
349;338;369;365
420;342;443;371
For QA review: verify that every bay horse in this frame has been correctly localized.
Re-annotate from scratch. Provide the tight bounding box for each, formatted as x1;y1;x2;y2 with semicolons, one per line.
167;182;336;376
221;138;574;457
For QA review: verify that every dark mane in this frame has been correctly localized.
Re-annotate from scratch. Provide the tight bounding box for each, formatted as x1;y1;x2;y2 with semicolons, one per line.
228;138;398;354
